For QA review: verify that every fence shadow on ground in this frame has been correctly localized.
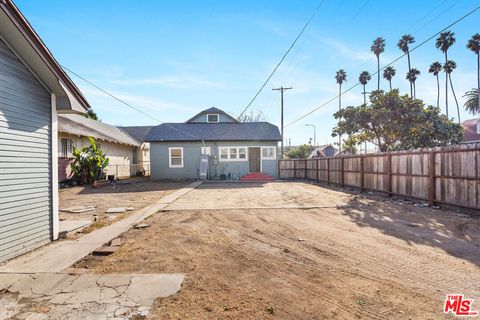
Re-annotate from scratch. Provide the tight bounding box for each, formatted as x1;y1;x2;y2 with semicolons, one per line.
338;194;480;267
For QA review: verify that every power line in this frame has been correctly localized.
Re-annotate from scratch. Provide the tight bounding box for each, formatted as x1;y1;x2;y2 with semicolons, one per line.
286;4;480;127
237;0;325;119
61;65;203;141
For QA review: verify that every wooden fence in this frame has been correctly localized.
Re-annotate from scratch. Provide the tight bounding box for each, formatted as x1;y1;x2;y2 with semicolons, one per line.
278;144;480;210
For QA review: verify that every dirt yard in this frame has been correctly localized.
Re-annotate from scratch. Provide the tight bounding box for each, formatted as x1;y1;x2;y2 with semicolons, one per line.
78;181;480;319
59;178;187;233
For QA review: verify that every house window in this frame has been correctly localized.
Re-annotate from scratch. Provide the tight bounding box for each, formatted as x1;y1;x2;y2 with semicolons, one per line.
220;147;228;160
61;138;73;157
261;147;276;160
169;147;184;168
239;147;246;159
201;147;211;155
207;114;219;123
219;147;248;161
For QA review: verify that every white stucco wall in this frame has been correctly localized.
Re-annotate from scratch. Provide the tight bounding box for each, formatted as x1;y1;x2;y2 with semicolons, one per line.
58;133;136;178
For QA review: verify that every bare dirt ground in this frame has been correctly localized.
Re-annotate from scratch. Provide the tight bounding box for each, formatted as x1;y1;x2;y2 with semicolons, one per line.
59;178;187;234
76;181;480;319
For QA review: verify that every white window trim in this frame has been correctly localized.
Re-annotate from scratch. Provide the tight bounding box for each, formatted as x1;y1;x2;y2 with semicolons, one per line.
206;114;220;123
218;147;248;162
477;121;480;134
168;147;184;168
261;146;277;160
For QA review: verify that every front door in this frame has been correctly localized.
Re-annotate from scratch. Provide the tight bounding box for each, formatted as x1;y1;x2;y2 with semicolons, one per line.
248;147;261;172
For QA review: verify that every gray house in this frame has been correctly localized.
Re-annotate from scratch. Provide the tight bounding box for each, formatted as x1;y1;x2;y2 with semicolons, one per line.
145;108;281;180
0;1;89;261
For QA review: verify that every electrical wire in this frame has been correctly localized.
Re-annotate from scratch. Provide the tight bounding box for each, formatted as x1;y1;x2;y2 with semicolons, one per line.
237;0;325;119
285;4;480;127
61;65;204;142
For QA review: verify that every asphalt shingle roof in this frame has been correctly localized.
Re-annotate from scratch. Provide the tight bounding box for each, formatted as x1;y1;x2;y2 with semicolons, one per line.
119;126;155;144
58;114;140;146
145;122;281;142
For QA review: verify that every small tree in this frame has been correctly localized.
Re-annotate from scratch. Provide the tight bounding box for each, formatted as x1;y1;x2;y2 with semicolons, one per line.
70;137;109;184
237;110;266;122
286;144;312;159
332;90;463;152
84;109;100;121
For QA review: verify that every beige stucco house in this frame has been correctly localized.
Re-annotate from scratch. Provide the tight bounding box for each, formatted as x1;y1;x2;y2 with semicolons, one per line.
58;114;142;181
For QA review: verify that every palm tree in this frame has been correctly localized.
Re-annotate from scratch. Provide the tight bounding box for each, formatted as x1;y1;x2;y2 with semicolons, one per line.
397;35;415;97
371;37;385;90
359;71;371;104
335;69;347;153
464;88;480;114
467;33;480;114
382;66;396;91
406;68;420;99
436;31;456;118
428;62;442;108
443;60;460;122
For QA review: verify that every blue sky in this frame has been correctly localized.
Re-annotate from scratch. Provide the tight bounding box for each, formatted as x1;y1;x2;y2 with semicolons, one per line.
16;0;480;146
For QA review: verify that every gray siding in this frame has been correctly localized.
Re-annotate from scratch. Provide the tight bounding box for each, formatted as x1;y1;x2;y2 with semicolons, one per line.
150;141;278;180
0;39;52;262
188;113;236;123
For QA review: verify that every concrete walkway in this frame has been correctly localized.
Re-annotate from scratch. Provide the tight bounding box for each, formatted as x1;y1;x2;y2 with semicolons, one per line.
0;181;202;273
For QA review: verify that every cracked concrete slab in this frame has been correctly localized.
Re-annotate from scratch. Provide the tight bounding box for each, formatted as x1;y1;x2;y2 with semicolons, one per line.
0;181;202;274
0;273;184;320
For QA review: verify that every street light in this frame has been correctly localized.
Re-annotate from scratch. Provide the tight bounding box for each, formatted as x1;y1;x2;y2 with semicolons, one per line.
305;124;316;148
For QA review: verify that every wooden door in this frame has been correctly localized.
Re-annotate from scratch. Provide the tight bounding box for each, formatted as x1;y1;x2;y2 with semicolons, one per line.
248;147;261;172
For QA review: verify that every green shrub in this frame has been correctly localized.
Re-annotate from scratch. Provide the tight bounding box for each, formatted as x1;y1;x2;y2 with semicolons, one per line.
70;137;109;184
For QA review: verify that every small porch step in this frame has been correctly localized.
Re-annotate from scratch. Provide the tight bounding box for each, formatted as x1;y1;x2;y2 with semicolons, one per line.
240;173;274;181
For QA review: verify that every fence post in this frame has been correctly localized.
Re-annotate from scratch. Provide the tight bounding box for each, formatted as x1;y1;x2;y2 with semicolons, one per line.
387;153;392;196
304;159;307;179
277;160;281;178
294;160;297;178
316;158;319;182
428;151;436;205
340;157;344;187
327;158;330;184
360;155;364;191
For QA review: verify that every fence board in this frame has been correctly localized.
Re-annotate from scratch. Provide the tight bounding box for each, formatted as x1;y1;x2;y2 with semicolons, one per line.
279;144;480;210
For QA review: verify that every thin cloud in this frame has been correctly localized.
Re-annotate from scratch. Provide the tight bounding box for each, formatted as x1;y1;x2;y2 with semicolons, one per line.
110;76;230;90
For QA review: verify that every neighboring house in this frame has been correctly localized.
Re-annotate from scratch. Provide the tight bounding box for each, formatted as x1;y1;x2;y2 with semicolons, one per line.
461;118;480;143
58;114;141;181
309;145;338;158
0;1;89;261
145;107;281;180
119;125;154;172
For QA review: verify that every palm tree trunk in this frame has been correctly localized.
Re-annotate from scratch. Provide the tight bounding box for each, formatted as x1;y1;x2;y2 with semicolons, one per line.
436;74;440;108
363;85;366;104
389;80;392;91
413;82;416;99
339;84;342;153
407;51;412;97
449;73;460;123
477;53;479;111
445;51;449;118
377;57;380;91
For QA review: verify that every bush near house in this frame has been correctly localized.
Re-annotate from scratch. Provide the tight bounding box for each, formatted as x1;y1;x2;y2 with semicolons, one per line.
70;137;109;184
286;144;312;158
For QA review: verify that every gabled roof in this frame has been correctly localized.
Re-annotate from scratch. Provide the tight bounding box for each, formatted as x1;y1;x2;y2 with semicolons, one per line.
185;107;238;123
145;122;281;142
58;114;140;147
119;126;155;144
0;0;89;112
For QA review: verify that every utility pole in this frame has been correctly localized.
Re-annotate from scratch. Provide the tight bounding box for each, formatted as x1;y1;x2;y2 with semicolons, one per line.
273;86;292;159
305;124;316;148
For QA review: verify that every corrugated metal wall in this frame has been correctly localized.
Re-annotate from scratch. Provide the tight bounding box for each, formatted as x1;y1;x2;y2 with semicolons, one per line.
0;38;52;262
